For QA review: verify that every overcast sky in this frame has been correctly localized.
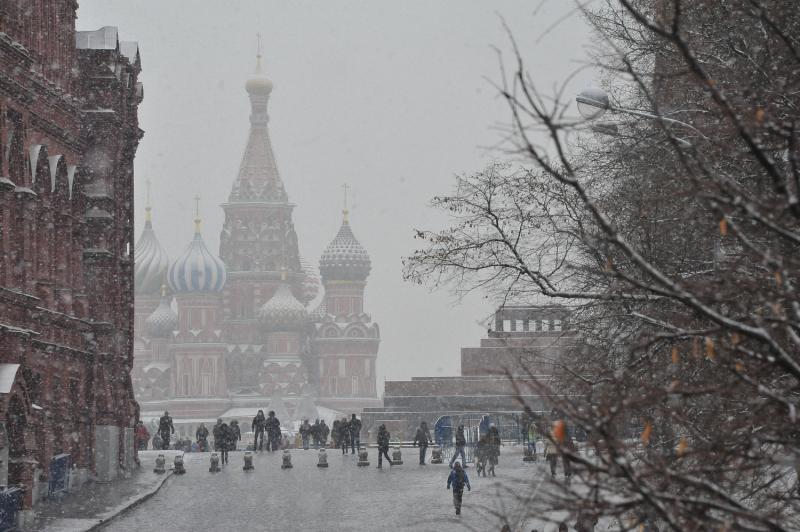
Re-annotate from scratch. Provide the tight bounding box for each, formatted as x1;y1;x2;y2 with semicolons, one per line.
76;0;593;388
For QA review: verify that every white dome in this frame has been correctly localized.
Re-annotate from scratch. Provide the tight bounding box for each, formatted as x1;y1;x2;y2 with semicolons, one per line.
257;284;307;332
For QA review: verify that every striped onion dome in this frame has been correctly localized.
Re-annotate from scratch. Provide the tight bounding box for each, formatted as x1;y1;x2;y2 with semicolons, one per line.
134;215;169;296
299;259;320;305
257;283;307;332
145;289;178;338
319;213;371;282
167;220;227;293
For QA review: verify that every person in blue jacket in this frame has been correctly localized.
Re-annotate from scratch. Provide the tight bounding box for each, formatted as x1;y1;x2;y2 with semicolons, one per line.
447;461;471;515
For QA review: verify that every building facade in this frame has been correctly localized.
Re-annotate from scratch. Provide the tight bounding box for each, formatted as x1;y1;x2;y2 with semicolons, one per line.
0;1;142;508
133;52;381;437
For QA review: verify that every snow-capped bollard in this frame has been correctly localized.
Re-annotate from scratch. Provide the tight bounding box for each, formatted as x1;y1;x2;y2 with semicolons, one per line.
281;449;293;469
431;448;443;464
392;446;403;465
523;446;536;462
173;454;186;474
317;448;329;468
357;448;370;467
243;451;254;471
153;454;166;474
209;453;221;473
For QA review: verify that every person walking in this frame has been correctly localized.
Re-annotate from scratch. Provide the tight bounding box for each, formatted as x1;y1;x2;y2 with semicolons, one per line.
229;420;242;451
265;410;281;452
158;411;174;450
486;423;501;476
152;433;162;451
563;437;576;483
475;435;488;476
311;419;321;448
339;418;350;455
331;419;340;449
196;423;209;452
446;461;471;515
544;440;559;478
213;419;231;465
252;410;267;452
376;424;394;468
300;419;312;450
319;420;330;448
449;424;467;468
413;421;432;465
134;421;150;451
349;414;362;453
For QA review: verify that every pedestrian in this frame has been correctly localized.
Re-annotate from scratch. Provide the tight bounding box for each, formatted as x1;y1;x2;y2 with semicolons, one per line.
544;440;559;478
252;410;267;452
349;414;362;453
475;435;488;476
413;421;432;465
311;419;321;448
196;423;209;452
446;461;471;515
376;424;393;468
134;421;150;451
527;422;539;459
213;419;231;465
449;424;467;468
486;423;501;476
563;436;576;483
331;419;340;448
158;411;174;450
300;419;312;450
319;420;330;447
339;418;350;455
152;433;162;451
265;410;281;452
229;420;242;451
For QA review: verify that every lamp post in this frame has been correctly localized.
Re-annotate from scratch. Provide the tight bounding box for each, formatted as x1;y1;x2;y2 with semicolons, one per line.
576;87;708;140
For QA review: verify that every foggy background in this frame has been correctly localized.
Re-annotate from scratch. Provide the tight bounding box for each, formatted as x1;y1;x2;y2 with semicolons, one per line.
76;0;592;390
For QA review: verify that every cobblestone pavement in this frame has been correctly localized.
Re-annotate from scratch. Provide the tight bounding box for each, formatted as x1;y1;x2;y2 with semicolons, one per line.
100;446;577;532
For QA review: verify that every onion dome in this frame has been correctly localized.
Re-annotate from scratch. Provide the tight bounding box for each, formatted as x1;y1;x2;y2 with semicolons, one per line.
319;211;371;282
167;207;227;293
245;44;273;94
258;282;308;331
134;189;169;295
308;296;328;323
145;286;178;338
299;259;320;305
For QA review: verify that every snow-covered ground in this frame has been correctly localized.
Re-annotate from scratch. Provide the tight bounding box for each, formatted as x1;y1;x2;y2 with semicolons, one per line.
100;446;578;531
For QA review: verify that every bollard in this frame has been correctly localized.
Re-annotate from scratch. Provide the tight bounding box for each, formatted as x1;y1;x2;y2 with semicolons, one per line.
243;451;254;471
153;454;166;474
391;446;403;465
357;448;370;467
317;448;329;468
173;454;186;474
431;448;443;464
209;453;221;473
523;446;536;462
281;449;293;469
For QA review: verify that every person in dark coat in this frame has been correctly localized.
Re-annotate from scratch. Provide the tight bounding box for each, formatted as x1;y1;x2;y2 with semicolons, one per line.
300;419;312;450
158;411;174;450
319;420;330;447
447;461;471;515
213;419;232;465
331;419;340;448
252;410;267;451
376;424;394;468
486;423;501;475
196;423;209;452
338;418;350;455
413;421;432;465
229;420;242;451
310;419;321;448
152;433;162;451
265;411;281;452
449;424;467;467
349;414;362;454
475;435;489;476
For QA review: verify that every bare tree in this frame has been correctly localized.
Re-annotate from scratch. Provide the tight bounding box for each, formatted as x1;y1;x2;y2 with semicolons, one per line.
406;1;800;530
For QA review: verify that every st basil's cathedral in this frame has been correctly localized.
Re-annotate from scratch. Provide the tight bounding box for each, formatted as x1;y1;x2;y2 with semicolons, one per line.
132;51;381;436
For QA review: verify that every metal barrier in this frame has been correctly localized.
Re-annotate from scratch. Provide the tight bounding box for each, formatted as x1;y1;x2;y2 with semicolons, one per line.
48;453;71;498
0;487;22;532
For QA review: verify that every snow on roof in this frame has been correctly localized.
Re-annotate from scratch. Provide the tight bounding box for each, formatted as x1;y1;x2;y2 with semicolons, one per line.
75;26;118;51
220;407;262;419
142;362;170;373
0;364;20;394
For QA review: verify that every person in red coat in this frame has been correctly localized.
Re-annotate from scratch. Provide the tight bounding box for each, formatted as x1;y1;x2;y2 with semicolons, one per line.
134;421;150;450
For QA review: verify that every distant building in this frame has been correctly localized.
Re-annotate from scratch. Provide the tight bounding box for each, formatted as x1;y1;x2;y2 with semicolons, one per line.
132;51;381;438
361;305;578;442
0;2;142;509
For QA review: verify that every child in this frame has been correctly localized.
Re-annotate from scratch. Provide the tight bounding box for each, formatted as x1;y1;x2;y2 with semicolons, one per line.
446;461;471;515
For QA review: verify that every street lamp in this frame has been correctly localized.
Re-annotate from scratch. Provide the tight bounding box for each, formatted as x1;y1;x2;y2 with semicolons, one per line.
576;87;708;140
